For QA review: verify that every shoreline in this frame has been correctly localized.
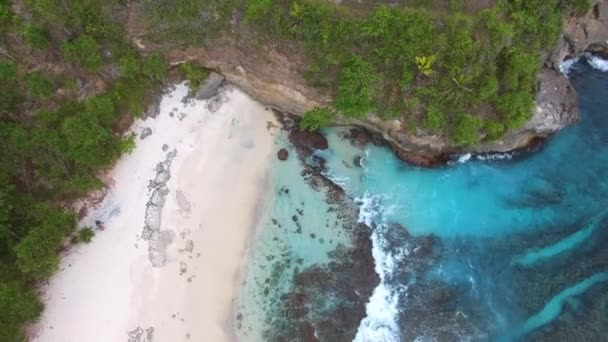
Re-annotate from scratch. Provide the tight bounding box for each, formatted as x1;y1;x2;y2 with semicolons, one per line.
30;83;277;341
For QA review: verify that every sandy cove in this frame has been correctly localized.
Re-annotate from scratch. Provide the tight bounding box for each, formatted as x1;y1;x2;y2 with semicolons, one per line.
30;83;277;342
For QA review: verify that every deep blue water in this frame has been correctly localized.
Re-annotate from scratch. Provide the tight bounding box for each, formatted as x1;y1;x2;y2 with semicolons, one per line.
318;61;608;341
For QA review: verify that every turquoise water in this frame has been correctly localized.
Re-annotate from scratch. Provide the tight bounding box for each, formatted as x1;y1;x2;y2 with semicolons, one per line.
237;61;608;341
319;61;608;341
235;133;356;341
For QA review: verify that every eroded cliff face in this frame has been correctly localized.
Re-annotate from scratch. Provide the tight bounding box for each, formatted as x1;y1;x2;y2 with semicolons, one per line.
133;1;608;163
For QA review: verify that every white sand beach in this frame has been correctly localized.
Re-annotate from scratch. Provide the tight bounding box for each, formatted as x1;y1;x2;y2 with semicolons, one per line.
30;83;277;342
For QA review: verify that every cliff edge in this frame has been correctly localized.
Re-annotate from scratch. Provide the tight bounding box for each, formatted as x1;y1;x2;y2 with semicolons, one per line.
132;1;608;163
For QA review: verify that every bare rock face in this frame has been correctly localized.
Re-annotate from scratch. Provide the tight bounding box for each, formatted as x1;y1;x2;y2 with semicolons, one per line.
195;72;225;100
525;69;579;133
547;1;608;69
597;1;608;21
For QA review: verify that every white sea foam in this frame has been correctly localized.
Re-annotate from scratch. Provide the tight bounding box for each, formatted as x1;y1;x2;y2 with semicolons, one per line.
560;53;608;75
354;194;402;342
559;57;579;75
475;152;513;161
586;54;608;72
457;153;472;163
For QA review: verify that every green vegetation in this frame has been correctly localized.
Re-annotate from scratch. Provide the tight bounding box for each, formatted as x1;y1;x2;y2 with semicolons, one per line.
0;0;594;338
27;71;55;98
180;61;209;92
0;1;168;340
23;25;49;49
230;0;586;145
334;56;379;119
62;35;103;71
453;113;482;146
76;227;95;243
300;107;333;131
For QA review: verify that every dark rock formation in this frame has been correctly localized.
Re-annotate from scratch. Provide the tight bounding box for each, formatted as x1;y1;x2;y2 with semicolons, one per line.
195;72;225;100
277;148;289;160
270;226;380;342
288;130;329;155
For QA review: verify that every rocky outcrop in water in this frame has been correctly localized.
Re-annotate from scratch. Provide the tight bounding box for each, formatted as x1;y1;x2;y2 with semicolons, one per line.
271;226;379;342
277;148;289;161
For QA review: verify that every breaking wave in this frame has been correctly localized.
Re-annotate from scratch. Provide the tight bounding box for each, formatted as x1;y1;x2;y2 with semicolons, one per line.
560;53;608;75
353;194;402;342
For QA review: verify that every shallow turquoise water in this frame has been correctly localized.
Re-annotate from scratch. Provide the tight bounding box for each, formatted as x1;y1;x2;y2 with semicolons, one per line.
235;133;354;341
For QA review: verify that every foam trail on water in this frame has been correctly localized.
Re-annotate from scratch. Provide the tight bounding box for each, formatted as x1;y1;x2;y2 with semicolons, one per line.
512;207;608;266
518;271;608;338
354;194;401;342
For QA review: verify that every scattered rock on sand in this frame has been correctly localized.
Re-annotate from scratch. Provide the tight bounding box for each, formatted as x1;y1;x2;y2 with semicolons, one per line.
128;326;154;342
277;148;289;160
195;72;225;100
140;127;152;140
143;149;178;267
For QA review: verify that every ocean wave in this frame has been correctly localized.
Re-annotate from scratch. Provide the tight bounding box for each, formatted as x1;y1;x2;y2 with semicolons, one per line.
451;152;514;165
560;53;608;75
559;58;579;75
457;153;472;163
354;194;402;342
475;152;513;161
586;54;608;72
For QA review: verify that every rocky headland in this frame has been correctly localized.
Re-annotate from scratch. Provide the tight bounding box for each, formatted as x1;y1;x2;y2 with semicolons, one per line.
125;1;608;166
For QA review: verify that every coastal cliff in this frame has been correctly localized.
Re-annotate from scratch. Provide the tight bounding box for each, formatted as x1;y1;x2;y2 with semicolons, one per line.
131;0;608;164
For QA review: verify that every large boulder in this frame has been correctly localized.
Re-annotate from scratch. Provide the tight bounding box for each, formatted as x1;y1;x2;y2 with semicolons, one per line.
288;130;329;152
277;148;289;160
195;72;225;100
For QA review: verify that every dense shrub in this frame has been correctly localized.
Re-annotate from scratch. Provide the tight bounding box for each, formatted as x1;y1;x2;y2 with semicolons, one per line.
14;205;75;280
484;120;506;141
27;71;54;98
23;25;49;49
0;282;43;342
300;107;333;131
453;113;481;146
62;35;102;71
77;227;95;243
0;0;11;24
180;61;208;91
334;56;378;118
425;104;444;133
